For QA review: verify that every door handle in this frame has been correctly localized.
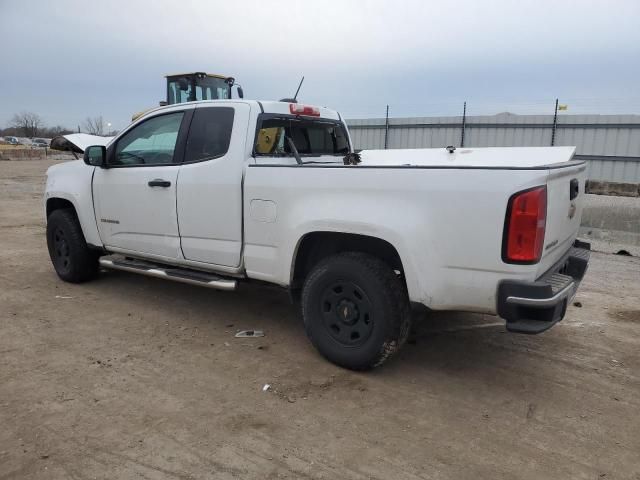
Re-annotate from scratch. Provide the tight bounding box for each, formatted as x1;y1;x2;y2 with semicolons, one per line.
148;179;171;187
569;178;579;200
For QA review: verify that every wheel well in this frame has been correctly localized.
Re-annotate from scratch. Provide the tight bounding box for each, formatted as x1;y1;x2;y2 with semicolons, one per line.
46;198;76;218
291;232;405;291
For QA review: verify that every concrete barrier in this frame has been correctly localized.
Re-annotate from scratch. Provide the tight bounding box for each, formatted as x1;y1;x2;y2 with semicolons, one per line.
580;194;640;256
586;180;639;197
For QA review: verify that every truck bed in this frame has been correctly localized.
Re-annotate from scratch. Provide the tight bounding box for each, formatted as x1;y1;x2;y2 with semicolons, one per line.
245;154;586;314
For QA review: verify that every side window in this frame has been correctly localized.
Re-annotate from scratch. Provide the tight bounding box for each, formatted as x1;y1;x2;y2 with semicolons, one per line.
184;107;235;163
113;112;184;166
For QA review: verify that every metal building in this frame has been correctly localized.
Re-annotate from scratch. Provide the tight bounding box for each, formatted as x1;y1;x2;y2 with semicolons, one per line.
346;113;640;183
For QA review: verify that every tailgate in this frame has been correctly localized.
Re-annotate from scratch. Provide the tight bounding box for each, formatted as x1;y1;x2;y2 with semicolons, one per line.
536;162;588;276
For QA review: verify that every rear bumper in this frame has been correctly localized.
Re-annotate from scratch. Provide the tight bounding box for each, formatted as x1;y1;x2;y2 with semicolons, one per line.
497;240;590;334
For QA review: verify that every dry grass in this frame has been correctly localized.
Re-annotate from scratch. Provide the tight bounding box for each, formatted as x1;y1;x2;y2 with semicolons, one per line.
0;144;30;150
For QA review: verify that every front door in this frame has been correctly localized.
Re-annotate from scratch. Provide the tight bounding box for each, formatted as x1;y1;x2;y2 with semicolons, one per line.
93;110;189;259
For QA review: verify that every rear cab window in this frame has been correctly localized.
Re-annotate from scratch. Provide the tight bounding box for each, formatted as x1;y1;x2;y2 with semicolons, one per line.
254;115;350;158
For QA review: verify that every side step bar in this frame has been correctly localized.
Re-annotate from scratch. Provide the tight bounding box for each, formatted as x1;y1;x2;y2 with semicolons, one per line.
99;256;237;291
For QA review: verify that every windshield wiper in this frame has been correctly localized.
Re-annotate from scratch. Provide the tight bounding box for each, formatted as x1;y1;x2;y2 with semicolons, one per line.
285;136;303;165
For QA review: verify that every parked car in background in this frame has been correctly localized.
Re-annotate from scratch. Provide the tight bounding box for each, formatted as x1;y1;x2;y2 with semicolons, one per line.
3;136;19;145
31;138;49;148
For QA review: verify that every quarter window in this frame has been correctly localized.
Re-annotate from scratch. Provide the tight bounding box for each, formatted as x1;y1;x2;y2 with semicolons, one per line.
113;112;184;166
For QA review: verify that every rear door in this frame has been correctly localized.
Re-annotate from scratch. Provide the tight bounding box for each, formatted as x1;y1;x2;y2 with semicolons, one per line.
176;102;250;266
93;109;191;259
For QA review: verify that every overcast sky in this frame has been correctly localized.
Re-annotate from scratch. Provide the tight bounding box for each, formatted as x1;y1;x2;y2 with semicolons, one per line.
1;0;639;130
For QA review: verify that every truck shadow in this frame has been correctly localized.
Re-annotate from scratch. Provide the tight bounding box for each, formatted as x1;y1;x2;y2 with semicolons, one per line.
96;270;564;381
384;310;572;385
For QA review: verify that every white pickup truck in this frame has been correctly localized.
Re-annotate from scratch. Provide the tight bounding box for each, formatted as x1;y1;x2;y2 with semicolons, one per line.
44;100;590;370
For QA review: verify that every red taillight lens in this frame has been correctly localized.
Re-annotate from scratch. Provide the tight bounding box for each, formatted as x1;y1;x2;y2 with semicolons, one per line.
504;186;547;263
289;103;320;116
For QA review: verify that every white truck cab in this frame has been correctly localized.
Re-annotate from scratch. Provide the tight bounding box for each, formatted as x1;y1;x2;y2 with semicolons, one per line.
45;100;590;370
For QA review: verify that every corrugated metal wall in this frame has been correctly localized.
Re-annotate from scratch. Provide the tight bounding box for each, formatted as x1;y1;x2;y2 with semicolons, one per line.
346;113;640;183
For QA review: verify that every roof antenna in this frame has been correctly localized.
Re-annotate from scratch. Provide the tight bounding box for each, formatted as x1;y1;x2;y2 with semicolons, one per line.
293;76;304;101
280;76;304;103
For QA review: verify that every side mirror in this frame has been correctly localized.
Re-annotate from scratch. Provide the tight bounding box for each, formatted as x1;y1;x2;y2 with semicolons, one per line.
236;85;244;99
83;145;106;167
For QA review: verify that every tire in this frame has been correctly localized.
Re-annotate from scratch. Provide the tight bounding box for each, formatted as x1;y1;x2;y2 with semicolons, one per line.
301;252;411;370
46;209;99;283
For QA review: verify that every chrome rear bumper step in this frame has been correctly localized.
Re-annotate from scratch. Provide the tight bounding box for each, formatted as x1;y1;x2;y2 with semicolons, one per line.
497;240;591;334
99;256;237;291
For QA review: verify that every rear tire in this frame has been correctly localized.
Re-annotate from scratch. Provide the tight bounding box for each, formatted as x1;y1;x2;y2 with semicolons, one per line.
46;209;99;283
301;252;411;370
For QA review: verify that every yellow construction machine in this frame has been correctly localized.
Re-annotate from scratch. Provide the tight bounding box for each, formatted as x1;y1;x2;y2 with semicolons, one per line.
132;72;243;121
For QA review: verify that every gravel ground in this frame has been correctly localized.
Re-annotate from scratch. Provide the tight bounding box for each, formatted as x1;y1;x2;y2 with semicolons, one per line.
1;159;639;479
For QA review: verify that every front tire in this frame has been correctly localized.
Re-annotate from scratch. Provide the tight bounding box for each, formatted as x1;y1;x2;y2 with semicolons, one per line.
46;209;99;283
301;252;411;370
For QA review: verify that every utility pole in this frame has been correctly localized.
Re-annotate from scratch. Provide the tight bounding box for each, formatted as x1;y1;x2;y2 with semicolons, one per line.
384;105;390;149
551;98;559;146
460;101;467;147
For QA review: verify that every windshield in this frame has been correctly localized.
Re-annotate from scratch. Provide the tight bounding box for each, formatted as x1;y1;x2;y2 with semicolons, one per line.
255;116;350;157
167;76;230;104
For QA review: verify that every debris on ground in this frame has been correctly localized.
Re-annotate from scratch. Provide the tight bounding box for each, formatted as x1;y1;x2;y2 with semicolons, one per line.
262;384;271;392
235;330;265;338
573;301;582;307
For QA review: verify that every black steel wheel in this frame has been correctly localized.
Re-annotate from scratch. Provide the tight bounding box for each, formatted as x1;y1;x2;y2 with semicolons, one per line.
46;209;99;283
51;226;71;272
302;252;411;370
320;280;374;347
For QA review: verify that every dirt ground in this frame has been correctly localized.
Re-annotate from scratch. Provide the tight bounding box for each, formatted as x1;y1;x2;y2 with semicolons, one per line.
1;158;639;480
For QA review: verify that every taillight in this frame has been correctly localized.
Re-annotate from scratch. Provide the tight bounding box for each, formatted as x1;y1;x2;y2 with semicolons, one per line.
289;104;320;116
503;186;547;264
